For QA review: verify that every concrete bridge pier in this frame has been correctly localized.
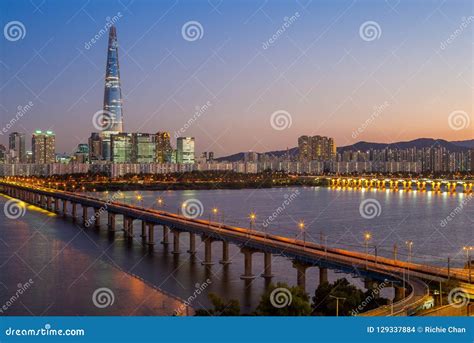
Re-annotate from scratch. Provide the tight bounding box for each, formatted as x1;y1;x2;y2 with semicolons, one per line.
141;221;147;238
172;230;181;255
40;195;46;208
261;252;274;279
147;223;155;246
240;247;257;280
319;267;328;284
187;232;196;254
107;213;116;231
161;225;169;245
219;241;231;265
62;199;68;216
293;261;311;292
94;208;100;228
124;216;134;238
46;196;52;211
82;206;88;227
54;198;59;213
201;236;215;265
71;202;77;222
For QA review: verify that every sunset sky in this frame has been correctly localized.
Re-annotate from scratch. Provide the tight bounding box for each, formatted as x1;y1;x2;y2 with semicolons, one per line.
0;0;472;156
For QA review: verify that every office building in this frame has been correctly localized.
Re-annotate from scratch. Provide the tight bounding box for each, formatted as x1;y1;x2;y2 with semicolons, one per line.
176;137;195;164
32;130;55;164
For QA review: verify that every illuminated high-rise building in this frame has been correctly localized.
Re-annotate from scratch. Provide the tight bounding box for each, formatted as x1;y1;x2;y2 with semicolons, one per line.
32;130;55;164
132;133;155;163
155;132;173;163
111;133;132;163
100;25;124;160
8;132;26;163
298;135;336;161
177;137;195;164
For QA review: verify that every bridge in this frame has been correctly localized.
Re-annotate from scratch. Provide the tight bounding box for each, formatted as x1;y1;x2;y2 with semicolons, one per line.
326;177;474;193
1;180;472;316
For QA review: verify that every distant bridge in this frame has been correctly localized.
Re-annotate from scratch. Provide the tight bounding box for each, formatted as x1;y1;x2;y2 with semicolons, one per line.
326;177;473;193
1;180;472;316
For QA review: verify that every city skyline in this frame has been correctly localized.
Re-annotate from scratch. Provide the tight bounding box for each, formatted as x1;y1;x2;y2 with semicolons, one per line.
0;0;472;156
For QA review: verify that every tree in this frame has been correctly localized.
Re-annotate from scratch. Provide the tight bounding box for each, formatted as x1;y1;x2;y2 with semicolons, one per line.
194;293;240;316
254;282;312;316
313;278;365;316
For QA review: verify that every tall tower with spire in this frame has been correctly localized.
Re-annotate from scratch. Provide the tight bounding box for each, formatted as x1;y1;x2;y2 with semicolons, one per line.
100;25;124;160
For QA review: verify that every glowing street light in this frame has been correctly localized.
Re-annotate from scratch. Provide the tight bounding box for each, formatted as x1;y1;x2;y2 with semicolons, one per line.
463;246;473;283
364;232;372;268
298;221;306;248
249;212;256;229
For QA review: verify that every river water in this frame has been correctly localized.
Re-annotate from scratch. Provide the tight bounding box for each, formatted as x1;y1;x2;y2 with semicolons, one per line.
1;187;472;315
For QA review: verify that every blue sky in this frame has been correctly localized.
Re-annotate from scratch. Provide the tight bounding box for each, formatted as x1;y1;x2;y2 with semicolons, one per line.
0;0;472;155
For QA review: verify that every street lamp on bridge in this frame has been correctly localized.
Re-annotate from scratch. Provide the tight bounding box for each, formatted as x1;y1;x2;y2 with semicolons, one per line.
298;221;306;248
364;232;372;268
463;246;473;283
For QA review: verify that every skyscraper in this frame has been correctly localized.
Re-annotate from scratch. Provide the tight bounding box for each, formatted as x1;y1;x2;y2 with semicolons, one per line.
155;132;173;163
132;133;155;163
100;25;124;160
177;137;195;164
8;132;26;163
32;130;55;164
